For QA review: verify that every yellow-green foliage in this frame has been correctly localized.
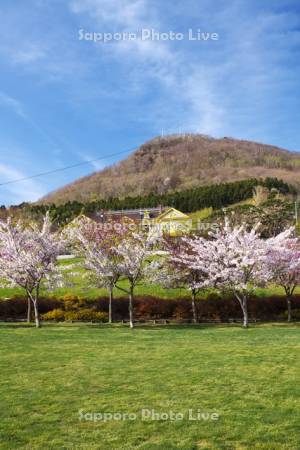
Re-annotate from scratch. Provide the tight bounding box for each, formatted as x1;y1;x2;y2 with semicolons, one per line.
43;294;108;321
42;309;65;321
62;294;87;310
189;207;213;220
189;207;213;228
42;308;108;322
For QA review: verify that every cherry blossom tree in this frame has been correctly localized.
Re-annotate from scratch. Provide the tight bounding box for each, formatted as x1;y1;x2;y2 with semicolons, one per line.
185;219;269;328
150;237;208;323
115;229;161;328
265;231;300;322
0;213;65;327
66;217;127;323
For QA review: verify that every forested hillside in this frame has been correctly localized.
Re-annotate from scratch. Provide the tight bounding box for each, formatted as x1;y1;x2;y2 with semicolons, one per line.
1;177;294;227
41;134;300;204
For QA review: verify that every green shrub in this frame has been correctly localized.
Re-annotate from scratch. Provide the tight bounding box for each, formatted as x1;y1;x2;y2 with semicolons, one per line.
62;294;90;310
42;309;65;321
42;308;108;322
62;294;80;311
64;309;108;322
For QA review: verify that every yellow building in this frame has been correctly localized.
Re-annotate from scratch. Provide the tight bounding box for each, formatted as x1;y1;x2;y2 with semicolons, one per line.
70;208;192;237
148;207;192;236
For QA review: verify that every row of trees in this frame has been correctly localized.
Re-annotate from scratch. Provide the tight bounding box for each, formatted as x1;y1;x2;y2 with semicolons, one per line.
0;214;299;328
4;177;294;227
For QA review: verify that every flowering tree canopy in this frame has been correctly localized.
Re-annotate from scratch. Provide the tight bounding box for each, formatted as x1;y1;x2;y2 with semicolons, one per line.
115;228;161;328
266;229;300;321
150;237;209;322
66;216;128;323
184;219;270;327
0;213;65;327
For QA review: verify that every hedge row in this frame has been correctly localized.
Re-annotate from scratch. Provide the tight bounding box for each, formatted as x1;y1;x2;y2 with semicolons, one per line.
1;294;300;322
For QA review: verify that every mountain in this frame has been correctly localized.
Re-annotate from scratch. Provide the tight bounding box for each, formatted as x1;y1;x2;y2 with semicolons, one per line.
41;134;300;204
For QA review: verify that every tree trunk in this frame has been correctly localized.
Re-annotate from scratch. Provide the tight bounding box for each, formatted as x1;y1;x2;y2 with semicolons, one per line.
27;297;32;323
242;303;248;328
191;290;197;323
287;296;292;322
29;287;41;328
236;293;249;328
108;287;113;324
129;287;134;329
33;301;41;328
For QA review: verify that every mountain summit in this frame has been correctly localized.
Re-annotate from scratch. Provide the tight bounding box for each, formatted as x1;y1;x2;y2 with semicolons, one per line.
42;135;300;204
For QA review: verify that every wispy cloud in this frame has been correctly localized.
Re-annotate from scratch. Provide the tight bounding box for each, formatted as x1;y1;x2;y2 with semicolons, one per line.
0;162;45;205
0;90;68;153
78;152;105;171
68;0;228;134
10;43;46;64
0;3;88;83
0;91;27;119
70;0;148;28
69;0;300;138
0;0;299;206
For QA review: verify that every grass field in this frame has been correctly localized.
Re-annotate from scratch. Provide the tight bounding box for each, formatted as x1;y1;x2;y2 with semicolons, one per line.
0;281;298;301
0;257;299;301
1;323;300;449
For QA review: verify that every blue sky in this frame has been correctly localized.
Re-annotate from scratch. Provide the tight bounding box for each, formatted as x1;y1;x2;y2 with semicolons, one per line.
0;0;299;205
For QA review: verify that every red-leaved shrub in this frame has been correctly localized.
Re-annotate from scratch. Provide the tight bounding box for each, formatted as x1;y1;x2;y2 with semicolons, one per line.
1;293;300;322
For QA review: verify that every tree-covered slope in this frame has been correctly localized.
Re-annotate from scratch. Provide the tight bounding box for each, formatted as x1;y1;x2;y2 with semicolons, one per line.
41;134;300;204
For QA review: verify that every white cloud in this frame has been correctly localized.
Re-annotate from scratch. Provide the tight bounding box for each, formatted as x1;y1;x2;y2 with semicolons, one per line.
0;0;226;137
0;163;45;205
0;4;88;84
69;0;227;135
0;92;27;119
181;69;226;135
0;0;299;212
10;44;46;64
69;0;300;140
0;91;67;152
78;152;105;171
70;0;148;28
71;0;173;61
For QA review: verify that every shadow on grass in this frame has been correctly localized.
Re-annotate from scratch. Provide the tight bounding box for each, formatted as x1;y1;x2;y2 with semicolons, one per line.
0;323;36;329
0;322;221;332
128;322;300;331
1;321;300;332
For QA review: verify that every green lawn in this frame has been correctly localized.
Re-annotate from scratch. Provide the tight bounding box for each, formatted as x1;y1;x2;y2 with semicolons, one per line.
0;282;298;300
0;280;187;300
0;257;299;300
0;257;187;299
1;323;300;449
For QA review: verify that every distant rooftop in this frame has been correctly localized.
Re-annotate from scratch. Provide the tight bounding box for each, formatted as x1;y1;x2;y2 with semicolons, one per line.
96;207;165;216
91;206;167;222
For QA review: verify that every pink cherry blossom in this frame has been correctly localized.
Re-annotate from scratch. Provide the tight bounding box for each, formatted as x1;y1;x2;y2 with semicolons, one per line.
0;213;65;327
